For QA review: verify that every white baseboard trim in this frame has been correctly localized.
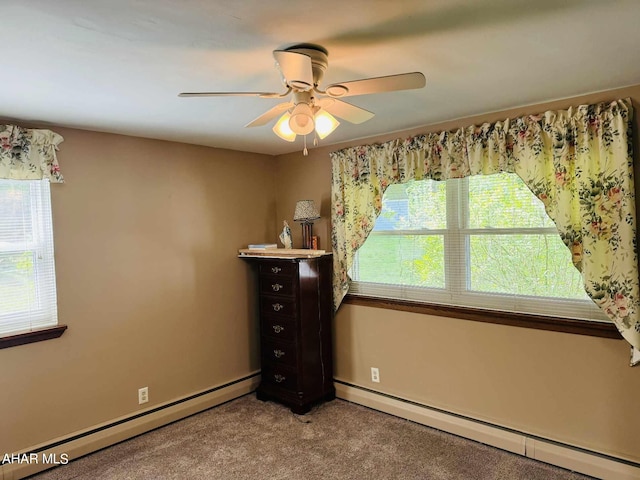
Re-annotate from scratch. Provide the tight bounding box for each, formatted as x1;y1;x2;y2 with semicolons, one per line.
1;373;260;480
335;382;640;480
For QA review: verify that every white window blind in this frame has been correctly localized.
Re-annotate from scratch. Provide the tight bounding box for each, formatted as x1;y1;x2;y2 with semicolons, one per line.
350;173;609;322
0;179;58;336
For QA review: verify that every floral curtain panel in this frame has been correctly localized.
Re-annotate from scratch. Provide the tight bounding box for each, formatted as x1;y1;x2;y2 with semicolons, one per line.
0;125;64;182
330;99;640;365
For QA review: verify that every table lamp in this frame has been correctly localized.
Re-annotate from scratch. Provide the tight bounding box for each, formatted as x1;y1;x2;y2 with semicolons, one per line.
293;200;320;249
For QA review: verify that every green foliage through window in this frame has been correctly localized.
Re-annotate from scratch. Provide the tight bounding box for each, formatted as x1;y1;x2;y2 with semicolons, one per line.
351;173;592;307
0;179;58;335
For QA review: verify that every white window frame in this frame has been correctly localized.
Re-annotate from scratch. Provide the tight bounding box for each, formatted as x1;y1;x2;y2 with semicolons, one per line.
350;176;609;323
0;179;59;337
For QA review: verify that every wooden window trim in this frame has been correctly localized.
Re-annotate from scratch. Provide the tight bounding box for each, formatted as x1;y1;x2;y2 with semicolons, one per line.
0;325;68;349
343;295;621;339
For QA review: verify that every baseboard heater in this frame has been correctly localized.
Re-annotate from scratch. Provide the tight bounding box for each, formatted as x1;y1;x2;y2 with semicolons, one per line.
1;373;261;480
4;376;638;480
335;380;640;480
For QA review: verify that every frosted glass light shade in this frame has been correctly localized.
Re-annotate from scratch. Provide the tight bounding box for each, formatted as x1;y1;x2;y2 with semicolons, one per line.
289;103;315;135
314;110;340;139
293;200;320;222
273;112;296;142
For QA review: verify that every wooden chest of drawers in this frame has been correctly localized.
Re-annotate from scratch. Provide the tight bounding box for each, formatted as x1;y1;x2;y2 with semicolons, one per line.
242;254;334;414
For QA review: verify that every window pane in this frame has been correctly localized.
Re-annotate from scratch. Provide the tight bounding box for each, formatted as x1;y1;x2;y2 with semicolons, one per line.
374;180;447;231
351;174;604;321
0;181;33;244
355;235;445;288
469;234;588;299
468;173;555;229
0;251;36;315
0;179;58;335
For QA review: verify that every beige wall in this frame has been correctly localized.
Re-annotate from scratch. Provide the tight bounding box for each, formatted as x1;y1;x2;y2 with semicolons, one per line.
275;84;640;462
0;128;276;454
3;84;640;463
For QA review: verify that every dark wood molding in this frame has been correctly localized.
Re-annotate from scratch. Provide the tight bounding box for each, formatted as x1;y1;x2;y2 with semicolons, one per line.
343;295;622;339
0;325;68;349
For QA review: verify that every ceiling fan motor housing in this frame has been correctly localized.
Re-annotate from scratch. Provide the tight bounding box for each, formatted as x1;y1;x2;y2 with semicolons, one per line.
284;44;328;88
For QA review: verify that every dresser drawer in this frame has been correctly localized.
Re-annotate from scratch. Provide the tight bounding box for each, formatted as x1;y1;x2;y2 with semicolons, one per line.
262;339;297;367
260;296;297;318
261;316;296;342
261;364;298;392
259;275;297;297
259;261;298;276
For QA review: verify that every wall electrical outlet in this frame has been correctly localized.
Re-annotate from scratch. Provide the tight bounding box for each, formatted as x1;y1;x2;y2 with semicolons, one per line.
138;387;149;404
371;367;380;383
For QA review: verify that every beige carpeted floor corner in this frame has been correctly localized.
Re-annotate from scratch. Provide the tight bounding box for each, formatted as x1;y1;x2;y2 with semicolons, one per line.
28;394;594;480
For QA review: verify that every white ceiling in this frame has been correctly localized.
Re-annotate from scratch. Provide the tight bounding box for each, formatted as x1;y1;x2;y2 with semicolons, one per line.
3;0;640;156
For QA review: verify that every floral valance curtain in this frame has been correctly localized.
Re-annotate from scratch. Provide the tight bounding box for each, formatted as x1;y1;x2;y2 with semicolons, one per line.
330;98;640;365
0;125;64;182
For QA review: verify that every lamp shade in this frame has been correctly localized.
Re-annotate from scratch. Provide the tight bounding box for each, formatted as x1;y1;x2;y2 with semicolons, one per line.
293;200;320;222
289;103;315;135
273;112;296;142
314;109;340;139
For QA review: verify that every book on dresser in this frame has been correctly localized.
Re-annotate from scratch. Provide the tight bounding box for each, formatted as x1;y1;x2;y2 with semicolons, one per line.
247;243;278;249
239;251;335;414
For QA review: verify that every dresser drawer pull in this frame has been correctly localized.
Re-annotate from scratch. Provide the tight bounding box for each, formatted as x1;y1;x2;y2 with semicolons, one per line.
273;349;285;358
272;303;284;312
274;374;286;383
272;325;285;334
271;283;283;292
271;266;282;273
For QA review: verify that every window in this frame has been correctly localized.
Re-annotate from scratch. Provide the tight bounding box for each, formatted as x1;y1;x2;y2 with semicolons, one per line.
350;173;608;322
0;179;59;337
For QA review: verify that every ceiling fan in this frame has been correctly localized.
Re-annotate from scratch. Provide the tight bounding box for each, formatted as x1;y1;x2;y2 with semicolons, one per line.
179;44;426;154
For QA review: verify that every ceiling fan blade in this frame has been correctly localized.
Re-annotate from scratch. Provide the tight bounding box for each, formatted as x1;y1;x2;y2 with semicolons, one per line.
244;102;293;128
178;92;283;98
273;50;314;90
324;72;426;98
317;98;374;124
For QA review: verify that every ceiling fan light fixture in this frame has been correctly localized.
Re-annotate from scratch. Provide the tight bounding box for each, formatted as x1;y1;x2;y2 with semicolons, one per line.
288;102;315;135
180;44;426;154
314;110;340;139
273;112;296;142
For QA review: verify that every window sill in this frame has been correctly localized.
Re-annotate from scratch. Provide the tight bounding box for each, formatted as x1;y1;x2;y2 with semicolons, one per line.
343;295;621;339
0;325;68;349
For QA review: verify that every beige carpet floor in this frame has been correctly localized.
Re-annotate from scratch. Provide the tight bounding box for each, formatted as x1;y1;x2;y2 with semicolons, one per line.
28;394;594;480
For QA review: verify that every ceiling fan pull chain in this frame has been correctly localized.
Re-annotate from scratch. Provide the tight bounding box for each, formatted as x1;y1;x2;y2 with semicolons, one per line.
313;131;319;147
303;135;308;156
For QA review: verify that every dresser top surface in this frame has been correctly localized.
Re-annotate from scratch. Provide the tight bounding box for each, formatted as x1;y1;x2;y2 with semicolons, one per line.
238;249;331;260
